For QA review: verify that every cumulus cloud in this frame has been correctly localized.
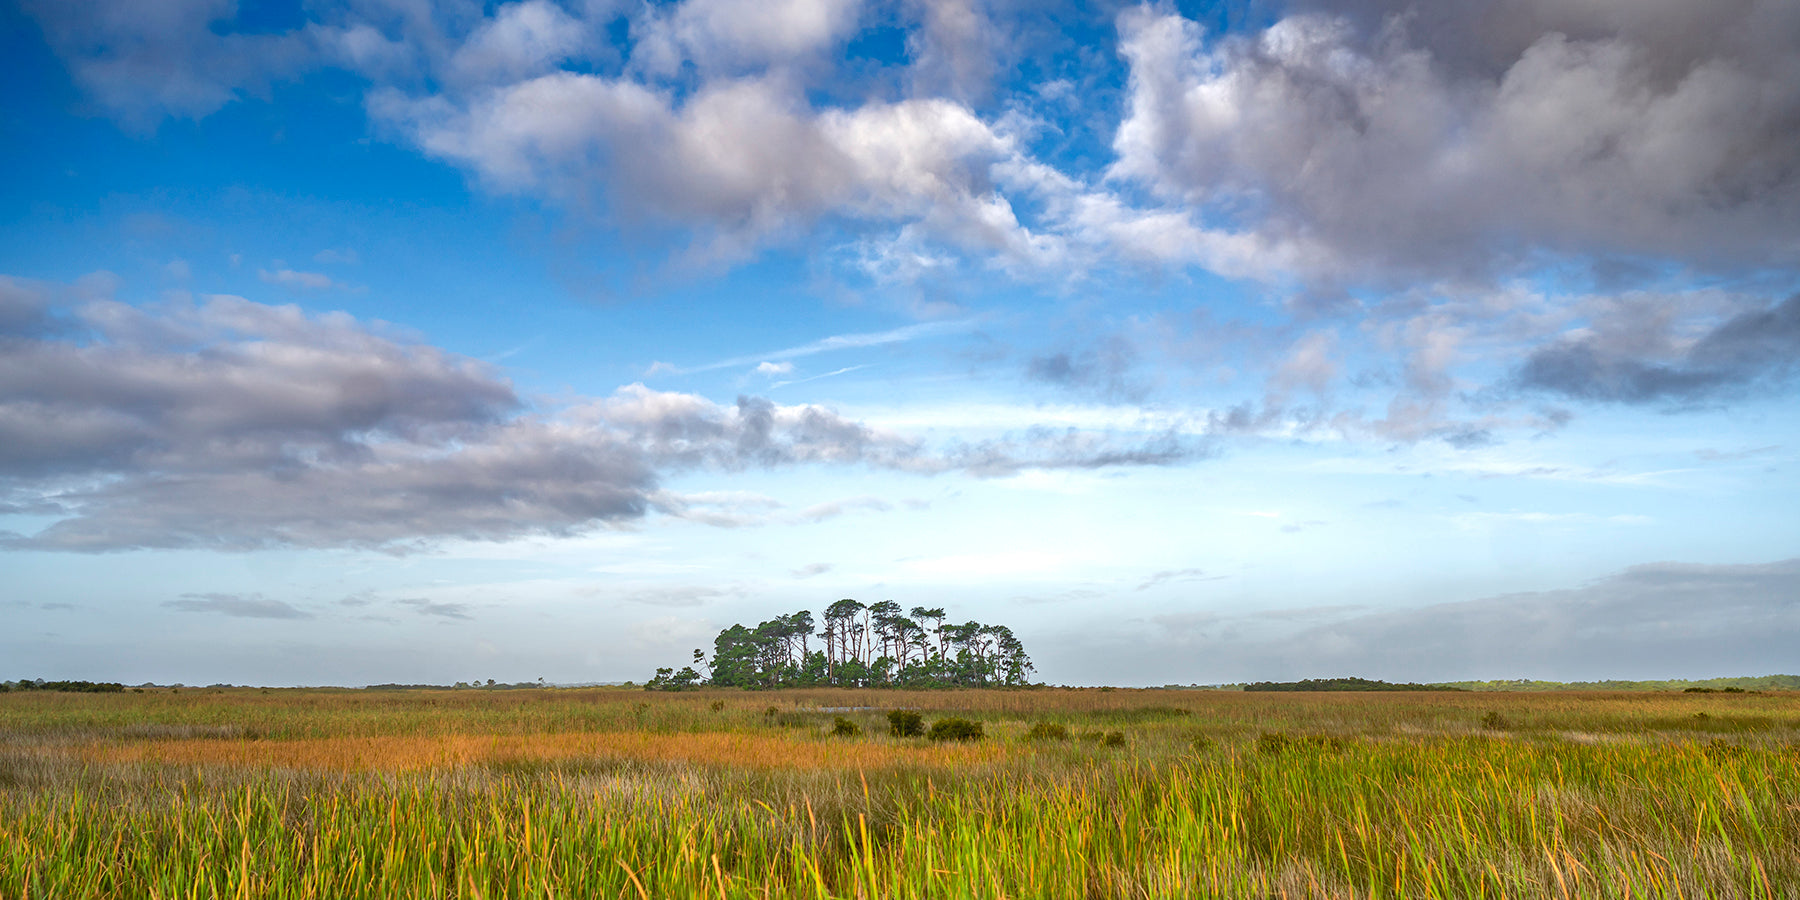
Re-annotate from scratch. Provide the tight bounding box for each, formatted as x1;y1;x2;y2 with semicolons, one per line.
1109;1;1800;285
165;592;310;619
632;0;862;76
374;74;1057;265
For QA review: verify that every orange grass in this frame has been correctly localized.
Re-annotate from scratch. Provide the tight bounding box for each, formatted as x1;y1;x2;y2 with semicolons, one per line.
74;729;1012;773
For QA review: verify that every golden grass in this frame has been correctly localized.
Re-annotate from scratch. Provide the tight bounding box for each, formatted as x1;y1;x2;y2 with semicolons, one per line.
74;729;1011;773
4;687;1798;898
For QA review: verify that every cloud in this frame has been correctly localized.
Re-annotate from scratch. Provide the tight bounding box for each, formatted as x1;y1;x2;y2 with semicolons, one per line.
396;598;472;620
0;284;1191;552
1135;568;1215;591
1109;2;1800;285
614;586;729;608
632;0;862;76
1092;558;1800;683
258;269;345;291
1517;294;1800;404
165;592;310;619
945;425;1207;477
905;0;1004;102
17;0;315;130
373;75;1057;265
653;320;975;376
793;496;891;522
790;562;834;579
1026;335;1144;402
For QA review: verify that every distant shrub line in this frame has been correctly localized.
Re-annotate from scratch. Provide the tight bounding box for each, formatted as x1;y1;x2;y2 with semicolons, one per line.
1244;677;1465;692
2;679;124;693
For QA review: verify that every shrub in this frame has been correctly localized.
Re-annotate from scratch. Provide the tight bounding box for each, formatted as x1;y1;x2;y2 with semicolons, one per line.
887;710;924;738
709;700;725;712
831;717;861;737
764;706;780;718
927;717;984;742
1102;731;1126;747
1480;711;1511;731
1026;722;1069;742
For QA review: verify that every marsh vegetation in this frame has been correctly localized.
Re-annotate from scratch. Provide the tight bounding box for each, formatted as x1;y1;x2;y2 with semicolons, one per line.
3;686;1798;897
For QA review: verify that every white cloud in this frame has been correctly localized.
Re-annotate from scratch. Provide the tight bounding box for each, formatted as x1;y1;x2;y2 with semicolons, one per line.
258;268;343;291
1108;3;1800;284
632;0;863;75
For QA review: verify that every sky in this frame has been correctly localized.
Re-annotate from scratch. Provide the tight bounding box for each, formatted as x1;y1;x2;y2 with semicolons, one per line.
1;0;1797;687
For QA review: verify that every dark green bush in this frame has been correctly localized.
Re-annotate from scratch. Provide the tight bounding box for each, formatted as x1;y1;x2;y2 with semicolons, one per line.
1026;722;1069;742
927;717;984;742
1102;731;1126;747
887;710;924;738
831;716;861;737
1480;711;1511;730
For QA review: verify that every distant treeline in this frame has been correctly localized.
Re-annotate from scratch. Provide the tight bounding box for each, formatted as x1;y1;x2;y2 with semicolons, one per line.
1438;675;1800;693
1244;677;1465;692
2;679;124;693
648;601;1034;690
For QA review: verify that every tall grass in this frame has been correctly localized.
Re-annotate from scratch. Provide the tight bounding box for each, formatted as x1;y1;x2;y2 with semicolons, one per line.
3;688;1797;898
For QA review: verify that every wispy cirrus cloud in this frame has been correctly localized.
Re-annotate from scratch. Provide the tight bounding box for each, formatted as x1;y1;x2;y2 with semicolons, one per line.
648;320;977;377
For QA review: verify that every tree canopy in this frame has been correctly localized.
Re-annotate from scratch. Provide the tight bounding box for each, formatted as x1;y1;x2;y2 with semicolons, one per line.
646;602;1034;690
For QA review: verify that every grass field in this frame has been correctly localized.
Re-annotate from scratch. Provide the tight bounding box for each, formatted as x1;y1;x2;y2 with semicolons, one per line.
3;687;1797;898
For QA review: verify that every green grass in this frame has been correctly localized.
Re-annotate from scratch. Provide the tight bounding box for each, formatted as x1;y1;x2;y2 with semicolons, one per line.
3;687;1798;897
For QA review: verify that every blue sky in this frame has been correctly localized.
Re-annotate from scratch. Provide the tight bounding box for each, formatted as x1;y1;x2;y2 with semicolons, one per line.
2;0;1797;686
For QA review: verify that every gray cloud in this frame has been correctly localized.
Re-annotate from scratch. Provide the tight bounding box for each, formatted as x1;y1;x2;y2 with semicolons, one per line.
793;496;892;523
17;0;315;130
165;592;310;619
614;586;729;608
1058;558;1800;684
791;562;834;579
0;287;1190;552
1026;335;1145;402
1110;1;1800;285
396;598;472;620
946;425;1206;478
1518;294;1800;403
1135;568;1213;592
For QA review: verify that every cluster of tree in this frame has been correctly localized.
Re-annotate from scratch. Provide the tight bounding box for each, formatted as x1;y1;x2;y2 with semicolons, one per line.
648;601;1034;690
1243;677;1464;692
1;679;124;693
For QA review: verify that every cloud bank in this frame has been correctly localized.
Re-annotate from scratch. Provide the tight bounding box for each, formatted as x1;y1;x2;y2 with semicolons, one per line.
0;279;1199;552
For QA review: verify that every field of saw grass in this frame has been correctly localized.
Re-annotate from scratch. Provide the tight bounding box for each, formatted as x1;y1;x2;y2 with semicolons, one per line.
3;686;1798;898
